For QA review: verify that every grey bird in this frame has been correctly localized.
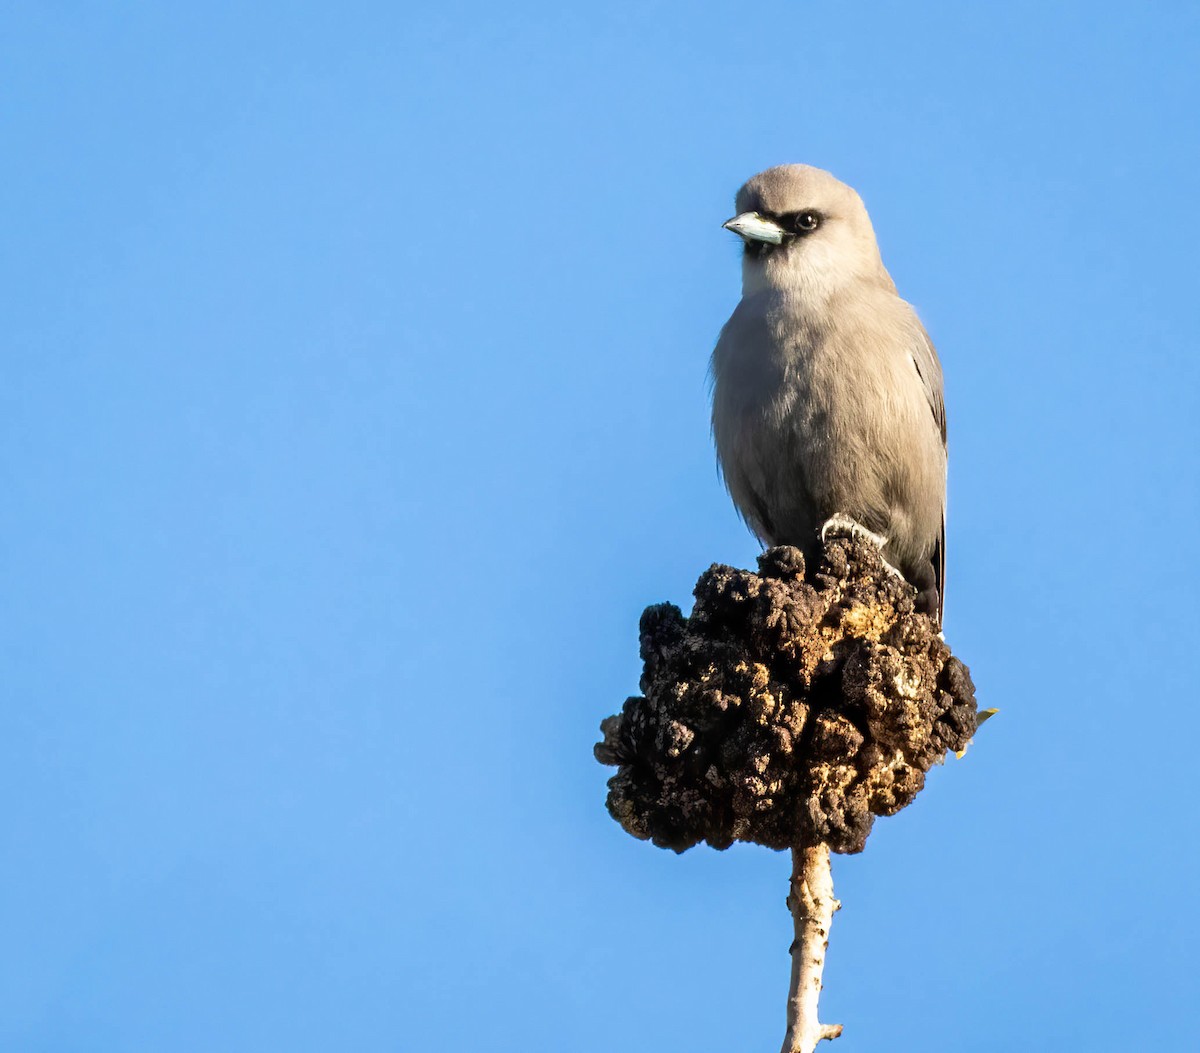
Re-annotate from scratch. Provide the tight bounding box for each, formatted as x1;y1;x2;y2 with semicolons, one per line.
711;164;947;623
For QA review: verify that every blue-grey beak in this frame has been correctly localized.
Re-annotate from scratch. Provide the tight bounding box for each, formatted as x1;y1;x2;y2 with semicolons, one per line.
722;212;787;245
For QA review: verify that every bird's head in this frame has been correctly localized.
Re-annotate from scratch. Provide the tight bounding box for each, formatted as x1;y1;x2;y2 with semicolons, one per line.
724;165;892;300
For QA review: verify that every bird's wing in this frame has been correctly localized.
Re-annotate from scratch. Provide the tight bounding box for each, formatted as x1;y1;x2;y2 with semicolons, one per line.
910;328;946;447
910;327;947;625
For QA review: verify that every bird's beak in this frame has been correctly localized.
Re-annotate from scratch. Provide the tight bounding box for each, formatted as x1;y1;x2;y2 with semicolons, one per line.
722;212;786;245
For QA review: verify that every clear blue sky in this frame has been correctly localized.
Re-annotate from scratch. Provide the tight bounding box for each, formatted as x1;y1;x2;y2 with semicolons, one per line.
3;3;1198;1050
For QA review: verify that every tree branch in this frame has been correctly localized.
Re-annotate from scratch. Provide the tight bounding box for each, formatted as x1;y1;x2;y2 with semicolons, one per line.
781;844;842;1053
595;533;981;1047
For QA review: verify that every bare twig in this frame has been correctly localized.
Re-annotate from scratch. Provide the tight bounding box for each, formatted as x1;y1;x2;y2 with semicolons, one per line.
781;844;842;1053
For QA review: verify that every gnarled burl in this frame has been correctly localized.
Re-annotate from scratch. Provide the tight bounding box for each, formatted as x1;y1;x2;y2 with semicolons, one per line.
595;527;978;1051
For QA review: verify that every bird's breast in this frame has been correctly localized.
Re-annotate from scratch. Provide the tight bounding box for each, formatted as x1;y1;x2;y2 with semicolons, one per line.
712;292;944;555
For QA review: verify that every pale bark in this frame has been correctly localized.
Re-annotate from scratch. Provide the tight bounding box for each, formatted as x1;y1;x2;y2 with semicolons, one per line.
780;844;842;1053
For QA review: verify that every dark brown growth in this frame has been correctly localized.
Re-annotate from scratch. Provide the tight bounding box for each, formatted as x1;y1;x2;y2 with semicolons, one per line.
594;528;977;854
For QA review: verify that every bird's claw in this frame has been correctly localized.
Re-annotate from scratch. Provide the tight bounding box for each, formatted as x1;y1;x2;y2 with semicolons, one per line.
820;513;888;550
820;514;909;585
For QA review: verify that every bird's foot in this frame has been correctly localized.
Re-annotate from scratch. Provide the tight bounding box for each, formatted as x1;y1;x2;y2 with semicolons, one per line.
820;514;910;585
820;513;888;551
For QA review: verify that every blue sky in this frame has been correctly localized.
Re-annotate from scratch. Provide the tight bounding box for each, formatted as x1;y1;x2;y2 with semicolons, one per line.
3;3;1198;1050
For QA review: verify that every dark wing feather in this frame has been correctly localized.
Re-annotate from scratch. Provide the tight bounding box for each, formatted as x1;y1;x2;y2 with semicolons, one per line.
911;329;946;445
910;328;947;625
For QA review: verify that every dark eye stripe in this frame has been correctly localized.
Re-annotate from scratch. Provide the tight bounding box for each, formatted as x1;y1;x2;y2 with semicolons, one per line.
753;210;824;239
742;210;823;258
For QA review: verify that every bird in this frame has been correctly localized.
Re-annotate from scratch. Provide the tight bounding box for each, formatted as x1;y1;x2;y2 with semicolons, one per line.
710;164;947;624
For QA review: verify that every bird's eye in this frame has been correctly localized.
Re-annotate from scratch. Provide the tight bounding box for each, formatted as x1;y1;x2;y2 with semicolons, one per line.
795;211;821;232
